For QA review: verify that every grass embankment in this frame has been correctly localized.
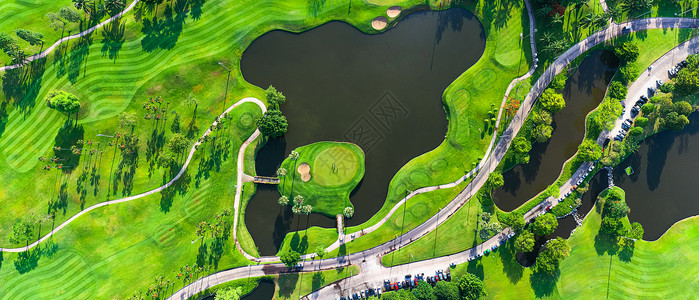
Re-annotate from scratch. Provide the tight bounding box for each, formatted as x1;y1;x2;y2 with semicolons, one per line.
277;142;365;217
274;265;359;300
0;0;425;298
187;276;270;300
281;0;532;259
450;186;699;299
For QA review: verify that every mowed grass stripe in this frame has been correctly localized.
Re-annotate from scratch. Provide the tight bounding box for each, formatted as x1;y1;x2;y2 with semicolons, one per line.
3;109;59;157
0;252;92;299
0;108;55;147
3;111;61;169
9;261;93;300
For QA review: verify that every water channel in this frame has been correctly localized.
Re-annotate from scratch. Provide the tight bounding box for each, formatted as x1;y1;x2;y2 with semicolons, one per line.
493;50;619;212
240;8;486;255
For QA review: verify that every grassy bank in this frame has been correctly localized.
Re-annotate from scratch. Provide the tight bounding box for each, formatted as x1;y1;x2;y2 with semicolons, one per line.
274;265;359;300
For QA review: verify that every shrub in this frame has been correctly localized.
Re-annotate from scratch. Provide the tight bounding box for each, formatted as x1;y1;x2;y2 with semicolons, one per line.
539;88;566;113
634;116;648;127
629;126;643;135
608;81;627;100
614;41;639;64
640;103;655;115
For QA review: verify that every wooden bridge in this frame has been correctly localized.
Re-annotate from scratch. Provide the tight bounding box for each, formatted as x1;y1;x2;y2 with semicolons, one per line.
253;176;280;184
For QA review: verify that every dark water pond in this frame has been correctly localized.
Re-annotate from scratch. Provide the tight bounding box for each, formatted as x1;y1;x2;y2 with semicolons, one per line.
608;112;699;240
240;8;485;255
494;50;619;211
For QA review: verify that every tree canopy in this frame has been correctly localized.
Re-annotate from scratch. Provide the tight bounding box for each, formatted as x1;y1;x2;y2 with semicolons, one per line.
515;230;535;253
265;85;286;109
215;287;242;300
14;29;44;46
168;133;189;154
532;213;558;236
532;124;553;143
539;88;566;113
8;219;33;245
487;172;504;189
280;250;300;268
532;110;552;126
458;273;487;300
412;280;434;300
433;281;459;300
535;237;570;274
608;81;627;100
626;222;644;240
257;110;288;137
577;139;603;161
674;54;698;96
512;136;532;164
45;90;81;114
605;199;630;219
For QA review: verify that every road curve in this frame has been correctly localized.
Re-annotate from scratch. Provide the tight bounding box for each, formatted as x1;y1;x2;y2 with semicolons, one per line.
170;16;699;299
0;97;266;253
0;0;141;73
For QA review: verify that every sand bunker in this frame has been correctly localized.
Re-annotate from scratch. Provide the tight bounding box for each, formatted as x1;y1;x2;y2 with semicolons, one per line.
297;163;311;182
372;16;387;30
387;6;401;18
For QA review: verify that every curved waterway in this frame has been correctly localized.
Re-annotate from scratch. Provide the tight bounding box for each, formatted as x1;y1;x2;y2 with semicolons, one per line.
493;50;619;211
241;8;486;255
605;112;698;240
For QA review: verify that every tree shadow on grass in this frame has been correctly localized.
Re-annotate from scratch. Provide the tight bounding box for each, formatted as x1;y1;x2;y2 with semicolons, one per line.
594;231;620;256
54;121;85;173
278;273;300;298
312;272;326;291
67;34;93;84
159;168;190;212
1;57;47;118
101;17;126;61
499;239;525;284
618;239;635;263
0;250;3;270
140;5;185;52
530;268;560;298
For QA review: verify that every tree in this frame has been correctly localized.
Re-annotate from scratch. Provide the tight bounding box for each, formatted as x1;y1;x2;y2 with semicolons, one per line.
216;286;242;300
343;207;354;218
532;213;558;236
265;85;286;109
280;250;300;268
315;245;326;259
157;151;174;167
626;222;644;240
458;273;486;300
551;72;567;90
257;110;288;137
487;172;504;189
278;195;289;205
288;150;299;160
606;200;630;219
538;88;566;113
592;99;623;131
507;211;526;232
661;112;689;130
608;81;627;100
614;41;639;64
8;219;33;245
434;281;459;300
514;230;535;253
276;167;287;177
14;29;44;46
60;6;82;23
620;0;652;16
659;82;675;93
629;126;643;136
673;101;693;116
674;64;699;96
119;112;137;129
412;280;434;300
535;237;570;273
45;91;81;118
532;110;552;126
601;216;624;236
577;139;603;161
106;0;126;12
619;64;639;84
72;0;92;19
0;33;23;62
512;136;531;164
532;124;553;143
641;103;655;115
168;133;189;156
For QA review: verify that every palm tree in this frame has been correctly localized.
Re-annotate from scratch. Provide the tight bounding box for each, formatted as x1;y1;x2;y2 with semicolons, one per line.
276;167;287;177
293;195;304;205
535;6;551;18
278;195;289;205
196;221;209;244
72;0;93;21
580;12;595;29
343;207;354;218
106;0;125;12
289;151;300;160
550;13;564;26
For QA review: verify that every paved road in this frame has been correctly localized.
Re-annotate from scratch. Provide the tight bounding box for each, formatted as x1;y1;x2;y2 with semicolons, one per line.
0;98;265;253
0;0;141;72
169;16;699;300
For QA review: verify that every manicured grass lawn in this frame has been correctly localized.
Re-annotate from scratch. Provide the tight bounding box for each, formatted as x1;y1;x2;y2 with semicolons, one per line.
451;187;699;299
381;193;482;267
274;265;359;300
277;142;365;217
606;0;699;21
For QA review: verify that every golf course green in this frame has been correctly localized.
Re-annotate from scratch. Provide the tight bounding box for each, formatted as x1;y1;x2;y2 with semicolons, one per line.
277;142;365;217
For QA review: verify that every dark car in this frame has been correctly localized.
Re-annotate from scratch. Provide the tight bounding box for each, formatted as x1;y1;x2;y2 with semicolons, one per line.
681;60;688;67
622;123;630;130
640;95;648;102
648;86;656;95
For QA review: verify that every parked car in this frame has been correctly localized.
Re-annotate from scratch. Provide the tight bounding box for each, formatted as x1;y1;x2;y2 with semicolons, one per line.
656;79;663;87
640;95;648;102
622;123;630;130
648;86;656;95
588;165;595;172
681;60;688;67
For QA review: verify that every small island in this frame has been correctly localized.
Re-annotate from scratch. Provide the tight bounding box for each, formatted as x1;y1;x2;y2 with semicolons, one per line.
276;141;365;217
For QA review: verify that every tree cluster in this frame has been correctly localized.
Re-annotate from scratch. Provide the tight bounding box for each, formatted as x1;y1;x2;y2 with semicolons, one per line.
534;237;570;273
577;139;603;162
675;54;699;96
45;90;81;118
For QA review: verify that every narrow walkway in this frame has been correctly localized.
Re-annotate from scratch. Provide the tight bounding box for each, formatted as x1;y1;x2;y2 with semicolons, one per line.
0;0;141;72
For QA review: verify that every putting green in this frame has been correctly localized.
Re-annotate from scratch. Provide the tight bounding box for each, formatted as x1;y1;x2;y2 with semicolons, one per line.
277;142;365;216
313;146;360;186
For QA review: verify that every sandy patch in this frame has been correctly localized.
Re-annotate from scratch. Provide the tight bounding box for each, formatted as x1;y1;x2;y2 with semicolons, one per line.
387;6;401;18
297;163;311;182
372;17;387;30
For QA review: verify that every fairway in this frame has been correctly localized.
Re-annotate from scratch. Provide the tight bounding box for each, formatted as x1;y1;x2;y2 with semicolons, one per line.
313;146;359;186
